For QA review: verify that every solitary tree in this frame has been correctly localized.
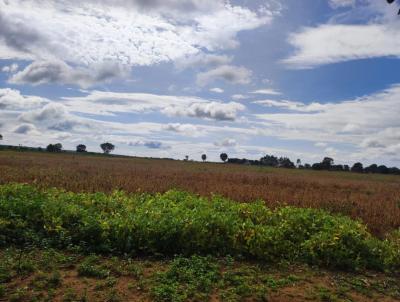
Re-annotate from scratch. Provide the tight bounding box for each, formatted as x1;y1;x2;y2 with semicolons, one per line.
201;154;207;162
76;144;87;153
0;134;3;140
296;158;301;167
220;153;228;162
100;142;115;154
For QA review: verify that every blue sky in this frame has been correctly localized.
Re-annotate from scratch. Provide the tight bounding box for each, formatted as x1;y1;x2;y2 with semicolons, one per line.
1;0;400;165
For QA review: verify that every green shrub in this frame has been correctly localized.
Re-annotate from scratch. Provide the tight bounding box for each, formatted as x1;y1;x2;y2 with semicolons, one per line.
0;184;399;271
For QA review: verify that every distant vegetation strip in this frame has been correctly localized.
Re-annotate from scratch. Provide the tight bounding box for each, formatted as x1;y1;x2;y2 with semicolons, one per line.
1;143;400;176
1;184;399;271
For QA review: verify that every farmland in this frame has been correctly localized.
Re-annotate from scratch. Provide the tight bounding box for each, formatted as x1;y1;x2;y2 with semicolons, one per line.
1;150;400;301
1;151;399;236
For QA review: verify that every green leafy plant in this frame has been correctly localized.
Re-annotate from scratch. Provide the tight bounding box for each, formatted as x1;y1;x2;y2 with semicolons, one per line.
0;184;399;271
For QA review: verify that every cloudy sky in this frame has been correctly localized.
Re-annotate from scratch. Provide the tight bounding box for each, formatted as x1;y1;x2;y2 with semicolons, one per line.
1;0;400;165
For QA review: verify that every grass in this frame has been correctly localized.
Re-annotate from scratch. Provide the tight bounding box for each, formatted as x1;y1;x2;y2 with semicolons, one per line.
0;150;399;236
0;248;399;302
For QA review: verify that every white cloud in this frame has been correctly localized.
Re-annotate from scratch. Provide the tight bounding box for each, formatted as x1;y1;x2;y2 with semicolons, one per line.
214;138;237;147
175;53;232;70
62;91;209;116
128;139;170;149
284;24;400;68
13;123;38;134
315;142;328;148
255;85;400;160
0;0;274;81
62;90;246;121
163;101;246;121
253;99;325;112
329;0;355;8
210;87;224;93
196;65;252;86
1;63;18;73
0;88;47;111
232;94;250;100
251;88;281;95
163;123;201;136
10;60;128;88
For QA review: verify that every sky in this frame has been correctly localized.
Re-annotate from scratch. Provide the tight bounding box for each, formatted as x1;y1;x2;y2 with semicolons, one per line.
0;0;400;165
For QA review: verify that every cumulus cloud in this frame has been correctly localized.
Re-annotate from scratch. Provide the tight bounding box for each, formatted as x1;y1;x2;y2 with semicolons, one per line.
210;87;224;93
255;85;400;158
62;91;210;116
163;123;200;136
163;101;245;121
196;65;252;86
214;138;237;147
0;0;275;72
10;60;127;88
62;90;246;121
284;24;400;68
232;94;250;100
251;89;281;96
253;99;325;112
1;63;18;73
329;0;355;8
0;88;47;111
128;139;169;149
13;123;37;134
175;53;232;70
18;103;89;132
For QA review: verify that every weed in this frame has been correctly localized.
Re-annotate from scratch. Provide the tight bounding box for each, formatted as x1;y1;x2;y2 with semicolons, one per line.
77;255;110;279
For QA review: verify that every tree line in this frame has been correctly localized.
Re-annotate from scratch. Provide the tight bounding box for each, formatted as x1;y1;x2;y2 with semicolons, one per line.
1;134;399;175
45;142;115;154
224;154;400;175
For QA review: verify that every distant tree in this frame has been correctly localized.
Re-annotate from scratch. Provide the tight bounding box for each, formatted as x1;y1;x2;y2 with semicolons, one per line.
312;163;323;170
46;143;62;152
389;167;400;175
343;165;350;172
201;154;207;162
321;157;334;170
0;134;2;141
351;162;364;173
278;157;295;169
377;165;389;174
304;163;311;169
260;154;279;167
220;153;228;163
184;155;189;161
76;144;87;153
296;158;301;167
331;164;344;172
54;143;62;152
100;142;115;154
365;164;378;174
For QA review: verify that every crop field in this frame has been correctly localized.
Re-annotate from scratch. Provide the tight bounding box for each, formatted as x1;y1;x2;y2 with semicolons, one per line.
1;150;400;301
1;151;399;236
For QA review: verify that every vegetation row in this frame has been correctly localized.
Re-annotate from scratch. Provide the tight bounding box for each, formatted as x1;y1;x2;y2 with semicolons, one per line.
1;184;399;271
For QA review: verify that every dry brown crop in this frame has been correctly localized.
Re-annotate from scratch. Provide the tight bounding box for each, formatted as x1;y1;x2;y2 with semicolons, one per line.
0;150;399;236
